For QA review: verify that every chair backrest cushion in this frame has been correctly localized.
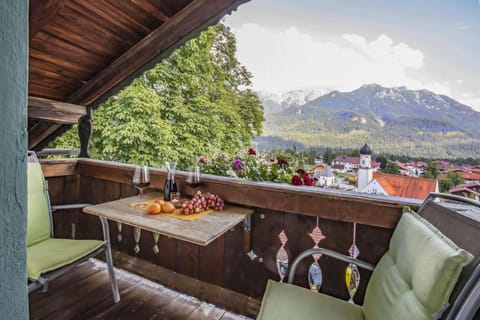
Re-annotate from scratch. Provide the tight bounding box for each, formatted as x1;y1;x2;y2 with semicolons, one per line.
363;208;473;320
27;162;51;246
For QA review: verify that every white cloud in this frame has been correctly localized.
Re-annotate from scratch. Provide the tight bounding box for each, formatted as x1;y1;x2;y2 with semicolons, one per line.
232;23;425;92
230;23;480;111
459;92;480;111
423;82;452;96
455;22;471;30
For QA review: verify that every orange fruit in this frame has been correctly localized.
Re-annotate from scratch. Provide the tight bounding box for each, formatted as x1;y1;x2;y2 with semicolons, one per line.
161;202;175;213
146;203;162;215
154;199;166;205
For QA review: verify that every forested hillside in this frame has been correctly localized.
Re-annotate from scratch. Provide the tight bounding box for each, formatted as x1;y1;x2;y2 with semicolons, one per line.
261;84;480;158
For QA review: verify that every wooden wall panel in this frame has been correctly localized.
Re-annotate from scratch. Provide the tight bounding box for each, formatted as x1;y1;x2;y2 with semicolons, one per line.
44;160;401;305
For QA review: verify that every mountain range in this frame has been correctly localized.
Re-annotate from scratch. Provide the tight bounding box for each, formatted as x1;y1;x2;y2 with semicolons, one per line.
258;84;480;158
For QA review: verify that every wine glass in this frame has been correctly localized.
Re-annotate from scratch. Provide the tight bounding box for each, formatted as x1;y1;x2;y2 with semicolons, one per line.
185;166;201;187
132;165;150;209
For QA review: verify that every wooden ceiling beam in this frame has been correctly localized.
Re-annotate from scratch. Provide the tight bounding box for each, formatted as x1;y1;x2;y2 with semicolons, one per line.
67;0;250;105
29;0;70;39
28;96;87;124
28;123;63;150
131;0;170;22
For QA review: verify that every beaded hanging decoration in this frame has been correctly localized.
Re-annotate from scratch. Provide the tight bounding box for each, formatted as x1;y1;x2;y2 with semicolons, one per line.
345;222;361;303
308;217;326;292
276;230;289;282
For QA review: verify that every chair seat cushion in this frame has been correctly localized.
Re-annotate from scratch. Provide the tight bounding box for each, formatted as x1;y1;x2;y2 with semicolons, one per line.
257;279;364;320
363;208;474;320
27;238;105;280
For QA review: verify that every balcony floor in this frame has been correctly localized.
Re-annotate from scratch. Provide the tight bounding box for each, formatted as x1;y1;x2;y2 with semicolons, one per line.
29;259;251;320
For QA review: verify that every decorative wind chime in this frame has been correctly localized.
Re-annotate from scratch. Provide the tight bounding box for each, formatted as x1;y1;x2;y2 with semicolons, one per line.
116;222;161;254
276;230;289;282
345;222;361;303
275;218;327;290
308;217;326;292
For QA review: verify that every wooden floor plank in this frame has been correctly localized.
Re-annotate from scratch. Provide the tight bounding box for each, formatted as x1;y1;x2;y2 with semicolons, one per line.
29;259;251;320
221;311;250;320
187;302;226;320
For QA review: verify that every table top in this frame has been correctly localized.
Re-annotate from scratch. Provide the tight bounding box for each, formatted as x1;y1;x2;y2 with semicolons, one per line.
83;192;253;246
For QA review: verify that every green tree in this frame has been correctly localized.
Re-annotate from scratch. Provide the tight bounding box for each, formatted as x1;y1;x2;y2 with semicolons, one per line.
350;149;360;157
375;155;387;169
383;162;400;174
423;161;439;179
323;148;335;165
50;24;264;168
439;178;454;193
446;171;464;187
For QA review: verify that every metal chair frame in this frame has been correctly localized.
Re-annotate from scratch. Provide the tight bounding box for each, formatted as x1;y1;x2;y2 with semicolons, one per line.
287;193;480;320
27;151;120;303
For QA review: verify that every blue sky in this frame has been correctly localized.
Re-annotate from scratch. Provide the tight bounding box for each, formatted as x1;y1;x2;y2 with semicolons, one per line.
224;0;480;110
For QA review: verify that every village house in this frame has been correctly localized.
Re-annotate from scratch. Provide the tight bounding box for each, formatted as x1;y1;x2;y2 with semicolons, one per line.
333;156;380;172
449;183;480;201
313;165;336;188
361;172;439;200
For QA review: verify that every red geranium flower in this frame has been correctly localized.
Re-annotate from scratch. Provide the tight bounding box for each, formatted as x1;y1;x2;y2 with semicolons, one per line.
248;148;257;156
277;157;289;168
303;175;314;186
296;169;306;176
291;175;303;185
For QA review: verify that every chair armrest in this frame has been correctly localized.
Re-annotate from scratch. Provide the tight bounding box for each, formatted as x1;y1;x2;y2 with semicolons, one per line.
288;248;375;284
51;203;92;211
424;192;480;208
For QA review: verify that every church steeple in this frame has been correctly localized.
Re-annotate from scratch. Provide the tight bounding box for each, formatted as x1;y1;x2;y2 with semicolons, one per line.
358;142;373;190
359;143;371;169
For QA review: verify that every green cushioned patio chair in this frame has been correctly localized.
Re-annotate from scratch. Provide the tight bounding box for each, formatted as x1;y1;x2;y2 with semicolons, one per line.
257;193;480;320
27;151;120;303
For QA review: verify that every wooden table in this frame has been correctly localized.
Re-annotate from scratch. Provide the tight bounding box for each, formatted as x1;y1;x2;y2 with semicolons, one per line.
83;192;253;246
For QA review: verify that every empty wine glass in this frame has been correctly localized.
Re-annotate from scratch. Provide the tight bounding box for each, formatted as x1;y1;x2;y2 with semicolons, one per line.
185;166;201;187
132;165;150;209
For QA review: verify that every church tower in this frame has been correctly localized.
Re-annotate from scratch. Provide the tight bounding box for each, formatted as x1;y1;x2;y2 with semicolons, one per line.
357;143;373;191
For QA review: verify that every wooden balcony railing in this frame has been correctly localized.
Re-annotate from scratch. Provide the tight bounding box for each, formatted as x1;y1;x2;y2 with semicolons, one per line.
41;158;421;317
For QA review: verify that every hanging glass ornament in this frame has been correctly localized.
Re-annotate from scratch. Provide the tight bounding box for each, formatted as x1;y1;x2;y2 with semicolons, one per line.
276;230;289;282
117;222;122;243
308;217;326;292
345;222;360;303
153;232;160;254
134;227;142;253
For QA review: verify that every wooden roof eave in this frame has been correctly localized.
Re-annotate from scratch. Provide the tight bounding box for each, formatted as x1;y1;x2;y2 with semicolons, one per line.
68;0;250;108
28;0;250;150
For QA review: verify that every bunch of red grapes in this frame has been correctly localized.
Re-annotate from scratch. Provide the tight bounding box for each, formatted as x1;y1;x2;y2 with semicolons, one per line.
181;191;224;215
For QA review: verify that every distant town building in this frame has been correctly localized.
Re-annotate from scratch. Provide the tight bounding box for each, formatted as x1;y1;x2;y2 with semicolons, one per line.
331;164;347;173
461;172;480;184
314;165;336;188
449;183;480;201
333;155;380;172
361;172;439;200
333;156;360;172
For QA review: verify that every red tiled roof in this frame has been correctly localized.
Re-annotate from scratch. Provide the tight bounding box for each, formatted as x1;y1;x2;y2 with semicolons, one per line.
450;188;480;196
372;161;381;168
415;161;428;167
372;172;438;200
396;162;409;171
334;156;380;168
449;183;480;193
334;156;359;164
462;172;480;180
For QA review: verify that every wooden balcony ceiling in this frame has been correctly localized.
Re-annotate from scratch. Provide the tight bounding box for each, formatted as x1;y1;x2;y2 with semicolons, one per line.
29;259;250;320
28;0;249;150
